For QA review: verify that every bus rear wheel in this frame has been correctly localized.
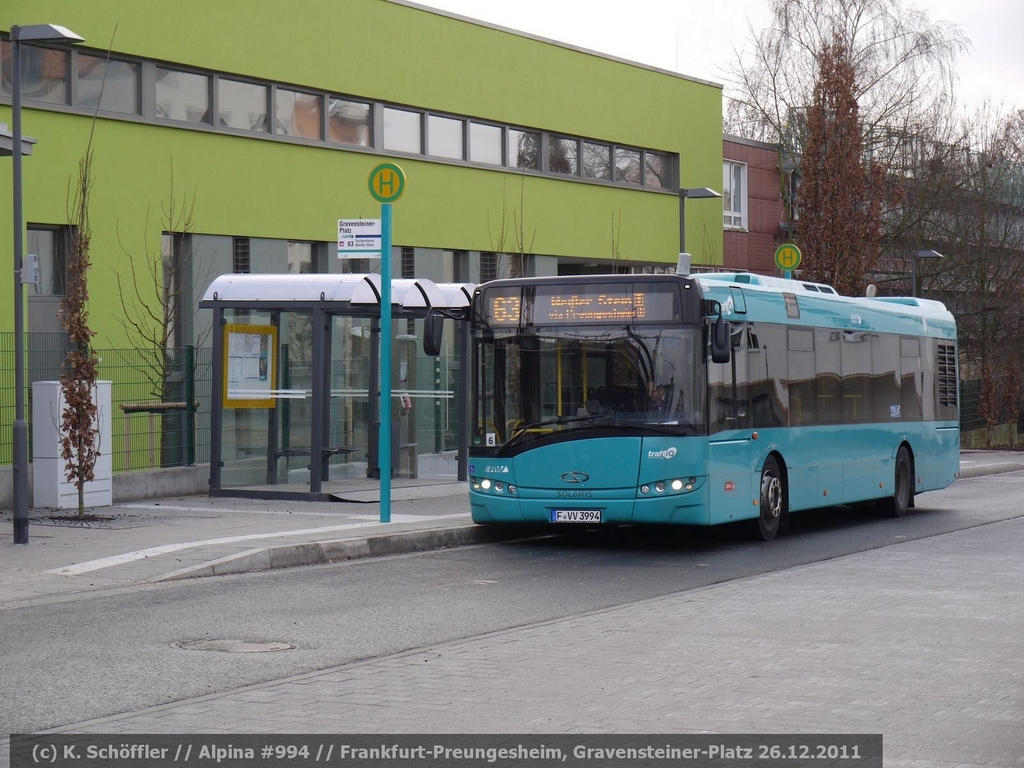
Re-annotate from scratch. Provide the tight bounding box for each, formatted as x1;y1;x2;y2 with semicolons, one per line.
758;455;785;541
887;445;913;518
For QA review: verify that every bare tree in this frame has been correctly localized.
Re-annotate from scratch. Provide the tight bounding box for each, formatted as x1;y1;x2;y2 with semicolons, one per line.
925;106;1024;440
114;166;208;466
725;0;967;255
54;29;124;518
114;166;203;381
725;0;966;149
487;174;536;279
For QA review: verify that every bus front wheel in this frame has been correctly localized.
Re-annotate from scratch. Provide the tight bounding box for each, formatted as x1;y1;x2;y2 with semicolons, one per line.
887;445;913;518
758;455;785;541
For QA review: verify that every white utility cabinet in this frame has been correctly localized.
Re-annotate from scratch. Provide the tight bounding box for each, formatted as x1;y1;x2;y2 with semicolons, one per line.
32;380;113;509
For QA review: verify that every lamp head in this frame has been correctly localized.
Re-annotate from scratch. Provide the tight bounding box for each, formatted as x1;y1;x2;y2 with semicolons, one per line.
12;24;85;44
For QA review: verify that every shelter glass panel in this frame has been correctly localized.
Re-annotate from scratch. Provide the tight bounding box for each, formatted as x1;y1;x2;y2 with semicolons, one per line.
328;316;372;482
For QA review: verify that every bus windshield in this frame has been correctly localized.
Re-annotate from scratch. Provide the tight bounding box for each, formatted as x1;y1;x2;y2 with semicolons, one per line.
471;324;706;452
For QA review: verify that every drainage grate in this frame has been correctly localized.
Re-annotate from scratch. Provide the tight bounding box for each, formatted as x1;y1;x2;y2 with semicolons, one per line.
174;640;295;653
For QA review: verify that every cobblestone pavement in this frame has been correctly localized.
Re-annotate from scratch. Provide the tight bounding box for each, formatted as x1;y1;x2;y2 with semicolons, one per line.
23;515;1024;768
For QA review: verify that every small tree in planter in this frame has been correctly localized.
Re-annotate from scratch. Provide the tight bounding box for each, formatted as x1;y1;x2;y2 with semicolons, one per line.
58;145;101;519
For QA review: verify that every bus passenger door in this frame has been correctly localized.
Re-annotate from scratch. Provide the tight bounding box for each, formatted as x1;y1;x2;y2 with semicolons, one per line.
707;322;754;525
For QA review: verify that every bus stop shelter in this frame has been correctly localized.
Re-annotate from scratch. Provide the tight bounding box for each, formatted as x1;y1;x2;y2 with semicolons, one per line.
200;273;474;500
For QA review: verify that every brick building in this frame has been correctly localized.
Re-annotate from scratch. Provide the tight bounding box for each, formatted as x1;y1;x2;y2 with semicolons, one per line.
721;134;785;276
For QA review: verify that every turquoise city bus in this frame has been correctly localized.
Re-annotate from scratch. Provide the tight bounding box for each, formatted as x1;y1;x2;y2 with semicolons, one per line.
454;272;959;540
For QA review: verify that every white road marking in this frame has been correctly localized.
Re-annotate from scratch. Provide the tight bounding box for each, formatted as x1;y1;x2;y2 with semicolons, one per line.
46;512;471;576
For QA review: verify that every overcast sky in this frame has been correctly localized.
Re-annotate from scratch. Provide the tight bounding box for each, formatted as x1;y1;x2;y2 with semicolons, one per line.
416;0;1023;115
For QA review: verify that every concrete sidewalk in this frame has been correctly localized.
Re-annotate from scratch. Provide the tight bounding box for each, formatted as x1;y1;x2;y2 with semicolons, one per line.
1;450;1021;605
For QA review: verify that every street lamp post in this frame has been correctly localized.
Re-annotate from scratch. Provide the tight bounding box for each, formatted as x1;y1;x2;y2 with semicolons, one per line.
678;187;721;272
9;23;85;545
911;249;944;298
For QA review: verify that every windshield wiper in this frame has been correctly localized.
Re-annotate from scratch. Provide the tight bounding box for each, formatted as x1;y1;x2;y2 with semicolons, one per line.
498;412;610;453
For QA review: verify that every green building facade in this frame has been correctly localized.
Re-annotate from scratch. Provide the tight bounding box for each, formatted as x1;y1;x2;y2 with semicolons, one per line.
1;0;723;489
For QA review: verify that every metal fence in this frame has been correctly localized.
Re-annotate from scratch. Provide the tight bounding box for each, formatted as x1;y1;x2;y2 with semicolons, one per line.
959;376;1023;433
0;334;211;471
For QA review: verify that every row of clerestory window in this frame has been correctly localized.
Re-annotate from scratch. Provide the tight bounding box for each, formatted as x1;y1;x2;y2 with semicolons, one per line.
0;38;675;191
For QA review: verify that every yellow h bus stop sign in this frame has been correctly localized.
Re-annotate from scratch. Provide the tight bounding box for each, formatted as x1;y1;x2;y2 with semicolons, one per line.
774;243;802;275
369;162;406;203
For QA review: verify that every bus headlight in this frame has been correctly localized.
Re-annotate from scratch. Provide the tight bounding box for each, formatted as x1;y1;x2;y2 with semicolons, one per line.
480;478;492;490
671;479;683;491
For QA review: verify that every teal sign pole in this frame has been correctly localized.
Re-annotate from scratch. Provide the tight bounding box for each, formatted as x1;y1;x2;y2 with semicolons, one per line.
368;163;405;524
379;202;393;523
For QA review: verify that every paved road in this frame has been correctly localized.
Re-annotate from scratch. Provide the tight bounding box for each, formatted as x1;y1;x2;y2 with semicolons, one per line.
1;451;1022;768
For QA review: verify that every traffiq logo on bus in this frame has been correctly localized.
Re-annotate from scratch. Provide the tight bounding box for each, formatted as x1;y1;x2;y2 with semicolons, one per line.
648;447;678;459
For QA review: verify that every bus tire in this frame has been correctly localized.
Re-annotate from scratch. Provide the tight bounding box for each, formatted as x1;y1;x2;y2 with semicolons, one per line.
758;455;785;541
887;445;913;518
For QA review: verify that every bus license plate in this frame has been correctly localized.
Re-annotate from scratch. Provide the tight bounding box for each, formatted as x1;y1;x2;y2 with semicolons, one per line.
550;509;601;523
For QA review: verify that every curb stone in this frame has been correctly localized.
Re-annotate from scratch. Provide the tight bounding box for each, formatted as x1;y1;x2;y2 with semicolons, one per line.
151;523;525;581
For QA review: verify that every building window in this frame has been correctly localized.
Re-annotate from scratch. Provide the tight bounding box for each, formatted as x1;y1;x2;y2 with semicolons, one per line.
2;40;681;195
27;226;70;296
0;42;68;104
469;122;502;165
276;88;321;139
480;252;498;283
328;98;371;146
401;246;415;278
615;148;641;184
508;129;540;170
162;232;196;349
582;142;611;180
723;160;747;230
233;237;251;274
287;242;313;274
218;78;268;132
549;136;578;175
383;107;422;154
645;152;667;188
77;53;140;114
427;114;464;160
155;67;210;123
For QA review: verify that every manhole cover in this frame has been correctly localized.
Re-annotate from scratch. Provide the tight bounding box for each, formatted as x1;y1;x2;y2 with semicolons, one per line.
174;640;295;653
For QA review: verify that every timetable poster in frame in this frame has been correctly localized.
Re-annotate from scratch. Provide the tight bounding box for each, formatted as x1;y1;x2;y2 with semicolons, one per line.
223;324;278;409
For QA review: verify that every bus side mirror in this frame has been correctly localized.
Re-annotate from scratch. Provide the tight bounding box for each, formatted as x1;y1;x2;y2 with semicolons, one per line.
423;309;444;357
711;315;731;364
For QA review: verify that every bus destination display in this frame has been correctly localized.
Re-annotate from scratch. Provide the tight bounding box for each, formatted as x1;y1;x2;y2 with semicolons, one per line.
485;285;678;326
